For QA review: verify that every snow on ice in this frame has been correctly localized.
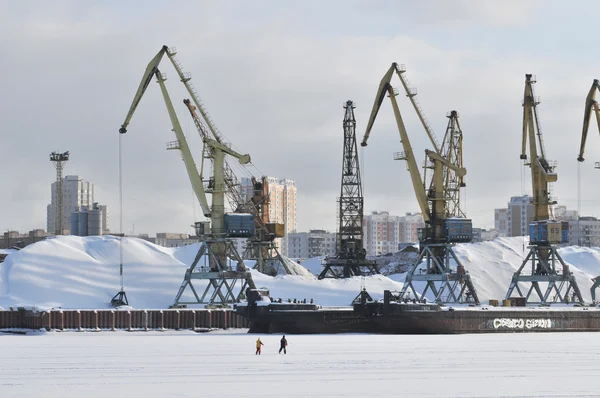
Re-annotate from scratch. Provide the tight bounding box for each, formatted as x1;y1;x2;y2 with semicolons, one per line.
1;331;600;398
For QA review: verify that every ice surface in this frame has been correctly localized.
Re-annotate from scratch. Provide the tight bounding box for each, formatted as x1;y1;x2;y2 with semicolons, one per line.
0;331;599;398
1;235;600;309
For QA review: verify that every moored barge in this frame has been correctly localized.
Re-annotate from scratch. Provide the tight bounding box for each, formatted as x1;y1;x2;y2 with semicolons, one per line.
234;289;600;334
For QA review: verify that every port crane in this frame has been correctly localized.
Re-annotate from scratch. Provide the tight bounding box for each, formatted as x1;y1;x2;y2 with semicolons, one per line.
119;51;257;306
318;100;379;279
361;64;478;304
120;46;291;276
374;63;466;218
505;74;583;304
182;99;291;275
577;79;600;165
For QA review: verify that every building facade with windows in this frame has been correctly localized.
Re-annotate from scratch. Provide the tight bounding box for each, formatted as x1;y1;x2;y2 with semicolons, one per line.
240;176;297;255
47;175;98;234
363;211;402;256
494;195;534;237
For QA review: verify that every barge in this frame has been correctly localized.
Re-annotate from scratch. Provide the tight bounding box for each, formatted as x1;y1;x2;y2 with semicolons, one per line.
234;289;600;334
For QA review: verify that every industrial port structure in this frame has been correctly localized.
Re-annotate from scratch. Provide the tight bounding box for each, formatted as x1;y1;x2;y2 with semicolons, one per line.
119;46;298;307
361;63;476;305
108;43;600;312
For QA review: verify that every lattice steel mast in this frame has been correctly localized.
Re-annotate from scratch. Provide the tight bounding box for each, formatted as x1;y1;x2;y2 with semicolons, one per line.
50;151;69;235
318;101;378;279
440;111;466;217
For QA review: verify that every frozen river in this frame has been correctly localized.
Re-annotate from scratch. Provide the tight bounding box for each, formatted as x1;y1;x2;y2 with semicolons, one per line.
1;330;599;397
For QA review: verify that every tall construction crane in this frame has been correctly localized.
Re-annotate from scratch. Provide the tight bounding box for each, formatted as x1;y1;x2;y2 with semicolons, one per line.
119;54;256;307
577;79;600;164
361;65;478;304
506;74;583;304
318;101;378;279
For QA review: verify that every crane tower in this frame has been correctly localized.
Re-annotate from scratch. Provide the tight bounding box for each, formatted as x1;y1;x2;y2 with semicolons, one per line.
440;111;466;218
505;74;583;304
318;101;378;279
50;151;70;235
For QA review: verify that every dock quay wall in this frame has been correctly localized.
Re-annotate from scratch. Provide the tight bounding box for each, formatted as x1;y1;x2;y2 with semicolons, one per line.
0;309;248;331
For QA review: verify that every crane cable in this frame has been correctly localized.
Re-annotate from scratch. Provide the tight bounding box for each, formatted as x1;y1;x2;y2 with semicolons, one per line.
118;132;125;293
577;161;581;246
520;158;526;257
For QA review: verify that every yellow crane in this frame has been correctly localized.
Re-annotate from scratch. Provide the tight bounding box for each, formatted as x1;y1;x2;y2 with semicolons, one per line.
362;64;477;304
363;63;466;218
506;74;583;304
577;79;600;164
119;51;256;306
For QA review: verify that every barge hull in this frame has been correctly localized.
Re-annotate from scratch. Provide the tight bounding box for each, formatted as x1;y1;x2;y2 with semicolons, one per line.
242;307;600;334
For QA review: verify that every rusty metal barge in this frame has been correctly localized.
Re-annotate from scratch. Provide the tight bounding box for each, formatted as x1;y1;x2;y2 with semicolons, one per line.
234;289;600;334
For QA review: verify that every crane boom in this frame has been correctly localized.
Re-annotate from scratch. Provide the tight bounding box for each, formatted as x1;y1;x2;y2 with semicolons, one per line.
521;74;557;221
155;71;211;218
119;47;168;134
362;75;430;222
361;62;440;153
392;63;440;153
577;79;600;162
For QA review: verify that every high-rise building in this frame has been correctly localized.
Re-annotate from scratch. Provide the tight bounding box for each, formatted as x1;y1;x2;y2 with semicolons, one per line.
287;230;337;259
493;195;534;237
47;175;96;234
495;196;579;238
494;208;509;237
568;217;600;247
240;176;297;255
398;213;425;243
363;211;401;256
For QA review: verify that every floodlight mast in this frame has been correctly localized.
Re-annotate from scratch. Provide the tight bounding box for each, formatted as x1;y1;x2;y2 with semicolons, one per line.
49;151;70;235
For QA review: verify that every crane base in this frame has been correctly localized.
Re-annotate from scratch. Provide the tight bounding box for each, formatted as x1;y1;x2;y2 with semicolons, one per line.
172;239;256;307
506;244;584;304
399;243;479;305
318;258;379;280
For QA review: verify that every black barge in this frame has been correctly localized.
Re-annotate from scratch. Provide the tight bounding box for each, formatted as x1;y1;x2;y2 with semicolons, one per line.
234;289;600;334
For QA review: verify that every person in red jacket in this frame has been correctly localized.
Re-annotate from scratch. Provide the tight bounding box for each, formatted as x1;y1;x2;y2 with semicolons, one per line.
255;338;264;355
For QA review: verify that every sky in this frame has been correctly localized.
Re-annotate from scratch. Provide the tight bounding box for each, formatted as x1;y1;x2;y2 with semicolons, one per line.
2;0;600;236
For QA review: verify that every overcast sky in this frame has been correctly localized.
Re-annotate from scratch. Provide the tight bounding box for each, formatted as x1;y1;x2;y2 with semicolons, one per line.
2;0;600;236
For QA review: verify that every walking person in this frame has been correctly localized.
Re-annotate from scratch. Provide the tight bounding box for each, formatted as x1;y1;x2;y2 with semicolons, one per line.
255;337;264;355
278;335;287;354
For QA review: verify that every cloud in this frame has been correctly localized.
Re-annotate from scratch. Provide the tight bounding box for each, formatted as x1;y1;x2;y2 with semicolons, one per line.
1;0;600;238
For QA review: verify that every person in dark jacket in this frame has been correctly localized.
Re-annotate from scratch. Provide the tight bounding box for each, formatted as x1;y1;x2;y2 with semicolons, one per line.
279;335;287;354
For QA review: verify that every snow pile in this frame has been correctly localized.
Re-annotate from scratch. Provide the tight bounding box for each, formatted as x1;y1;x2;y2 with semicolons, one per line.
1;235;600;309
299;256;325;275
0;235;401;309
0;235;187;309
393;237;600;302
